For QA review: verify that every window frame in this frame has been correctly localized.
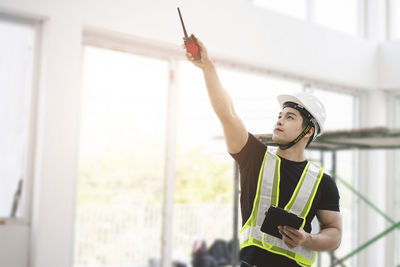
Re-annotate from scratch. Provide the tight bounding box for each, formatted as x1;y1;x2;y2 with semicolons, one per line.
0;14;41;226
247;0;365;37
388;0;400;40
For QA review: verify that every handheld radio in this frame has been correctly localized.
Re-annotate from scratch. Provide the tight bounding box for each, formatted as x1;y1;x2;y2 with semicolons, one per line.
177;7;201;60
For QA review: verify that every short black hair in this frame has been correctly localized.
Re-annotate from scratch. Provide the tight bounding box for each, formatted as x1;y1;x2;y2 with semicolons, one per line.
299;112;314;148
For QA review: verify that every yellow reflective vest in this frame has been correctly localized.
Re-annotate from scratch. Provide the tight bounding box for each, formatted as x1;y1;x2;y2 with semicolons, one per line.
239;147;324;267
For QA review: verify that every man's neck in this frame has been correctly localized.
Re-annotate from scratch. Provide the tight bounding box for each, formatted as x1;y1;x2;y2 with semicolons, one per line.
276;145;306;162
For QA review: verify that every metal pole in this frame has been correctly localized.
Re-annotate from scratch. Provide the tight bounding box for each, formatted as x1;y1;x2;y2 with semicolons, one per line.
233;161;239;267
332;221;400;266
318;150;324;267
332;150;337;182
330;150;337;266
335;175;399;227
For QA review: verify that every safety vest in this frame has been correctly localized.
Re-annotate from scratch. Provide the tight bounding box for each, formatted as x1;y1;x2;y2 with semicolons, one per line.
239;147;324;267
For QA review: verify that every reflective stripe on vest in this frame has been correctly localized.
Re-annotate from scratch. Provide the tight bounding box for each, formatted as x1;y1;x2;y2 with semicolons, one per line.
239;147;323;267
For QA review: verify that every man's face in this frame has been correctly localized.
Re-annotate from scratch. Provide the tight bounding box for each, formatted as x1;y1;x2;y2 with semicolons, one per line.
272;107;304;144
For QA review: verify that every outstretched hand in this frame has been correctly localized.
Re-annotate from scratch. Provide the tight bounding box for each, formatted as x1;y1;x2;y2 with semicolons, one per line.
182;37;213;69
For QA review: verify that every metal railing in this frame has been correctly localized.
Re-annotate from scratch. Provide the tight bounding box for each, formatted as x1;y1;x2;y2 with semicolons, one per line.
74;203;234;266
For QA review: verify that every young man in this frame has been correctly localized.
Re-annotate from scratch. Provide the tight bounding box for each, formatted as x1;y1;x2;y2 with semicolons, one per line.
183;38;342;267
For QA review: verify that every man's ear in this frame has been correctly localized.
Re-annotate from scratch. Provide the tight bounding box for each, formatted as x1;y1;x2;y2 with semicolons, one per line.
305;127;315;138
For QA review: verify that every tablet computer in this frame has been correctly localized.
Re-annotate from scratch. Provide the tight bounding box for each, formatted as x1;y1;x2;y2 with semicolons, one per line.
260;206;303;239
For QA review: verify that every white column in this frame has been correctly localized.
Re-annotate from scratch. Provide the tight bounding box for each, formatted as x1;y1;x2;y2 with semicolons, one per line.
161;59;180;267
30;17;82;267
360;2;392;264
358;90;387;267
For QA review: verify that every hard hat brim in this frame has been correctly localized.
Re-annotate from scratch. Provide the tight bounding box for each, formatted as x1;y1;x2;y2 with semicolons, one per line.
277;94;305;109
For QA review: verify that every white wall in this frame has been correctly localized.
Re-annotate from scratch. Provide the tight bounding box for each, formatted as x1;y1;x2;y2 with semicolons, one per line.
0;224;29;267
1;0;381;90
380;40;400;89
0;0;398;267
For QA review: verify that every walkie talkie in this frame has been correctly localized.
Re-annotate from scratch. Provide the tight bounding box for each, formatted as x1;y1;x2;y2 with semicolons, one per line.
177;7;201;60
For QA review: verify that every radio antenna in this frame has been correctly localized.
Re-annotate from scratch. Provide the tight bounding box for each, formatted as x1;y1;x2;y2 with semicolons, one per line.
177;7;188;38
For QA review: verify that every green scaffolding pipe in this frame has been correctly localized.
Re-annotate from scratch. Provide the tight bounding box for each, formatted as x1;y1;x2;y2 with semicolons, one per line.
328;171;400;265
332;221;400;266
331;172;398;227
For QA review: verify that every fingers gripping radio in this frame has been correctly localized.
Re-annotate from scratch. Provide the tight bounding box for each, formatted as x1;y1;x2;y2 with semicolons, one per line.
177;7;201;60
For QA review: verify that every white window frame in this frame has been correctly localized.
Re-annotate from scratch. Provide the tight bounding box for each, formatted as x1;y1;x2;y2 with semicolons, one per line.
0;14;41;226
309;0;365;37
247;0;366;37
388;0;399;40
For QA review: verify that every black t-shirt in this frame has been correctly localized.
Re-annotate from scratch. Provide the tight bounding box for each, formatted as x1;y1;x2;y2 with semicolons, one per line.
230;133;340;267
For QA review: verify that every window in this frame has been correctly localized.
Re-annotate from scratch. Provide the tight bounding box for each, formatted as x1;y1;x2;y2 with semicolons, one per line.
220;68;303;134
311;88;355;131
306;88;358;266
0;17;36;219
252;0;307;19
74;46;169;266
313;0;359;36
173;62;234;260
390;0;400;40
249;0;360;36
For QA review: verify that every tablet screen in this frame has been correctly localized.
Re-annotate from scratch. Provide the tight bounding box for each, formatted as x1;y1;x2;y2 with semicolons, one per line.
260;206;304;239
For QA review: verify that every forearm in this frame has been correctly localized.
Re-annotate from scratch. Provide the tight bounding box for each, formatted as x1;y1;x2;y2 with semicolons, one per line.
302;227;341;251
201;61;236;122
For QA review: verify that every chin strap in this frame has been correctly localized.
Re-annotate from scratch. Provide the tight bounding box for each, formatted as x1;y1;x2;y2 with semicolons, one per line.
277;102;320;150
277;122;313;150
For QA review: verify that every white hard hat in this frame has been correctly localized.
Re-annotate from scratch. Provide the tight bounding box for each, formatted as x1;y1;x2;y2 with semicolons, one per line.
277;92;326;136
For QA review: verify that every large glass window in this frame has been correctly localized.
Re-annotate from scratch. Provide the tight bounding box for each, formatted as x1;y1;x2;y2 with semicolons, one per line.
0;18;35;219
311;88;355;131
390;0;400;40
173;62;234;263
249;0;360;36
313;0;359;36
220;68;303;134
252;0;307;20
74;46;168;266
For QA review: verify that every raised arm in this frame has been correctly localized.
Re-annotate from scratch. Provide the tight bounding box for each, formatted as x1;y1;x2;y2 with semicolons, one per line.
184;38;248;154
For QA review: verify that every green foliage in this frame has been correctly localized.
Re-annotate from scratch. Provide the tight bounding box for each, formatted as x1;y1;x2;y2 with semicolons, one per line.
175;146;233;203
77;143;233;205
